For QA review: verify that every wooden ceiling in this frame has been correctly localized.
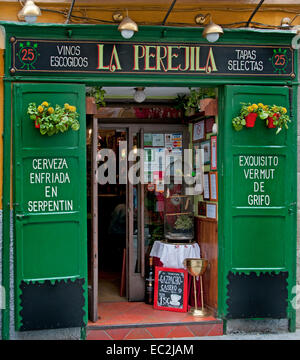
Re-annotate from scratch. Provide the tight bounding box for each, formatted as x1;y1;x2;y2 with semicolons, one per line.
1;0;300;28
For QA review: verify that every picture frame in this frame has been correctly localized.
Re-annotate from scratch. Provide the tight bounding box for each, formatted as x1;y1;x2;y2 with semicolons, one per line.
209;171;218;201
198;201;207;216
203;172;210;200
206;203;217;220
192;143;202;169
205;117;215;133
210;135;217;170
154;267;188;313
192;120;205;142
200;140;211;165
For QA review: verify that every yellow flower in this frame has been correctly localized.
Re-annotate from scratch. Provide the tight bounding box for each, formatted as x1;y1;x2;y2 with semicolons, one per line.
69;105;76;112
252;104;258;110
64;103;70;110
247;106;253;112
42;101;49;107
38;105;44;113
48;107;54;114
281;107;287;114
258;103;264;107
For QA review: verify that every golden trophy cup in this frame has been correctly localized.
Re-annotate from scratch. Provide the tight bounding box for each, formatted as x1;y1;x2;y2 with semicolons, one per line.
183;258;209;317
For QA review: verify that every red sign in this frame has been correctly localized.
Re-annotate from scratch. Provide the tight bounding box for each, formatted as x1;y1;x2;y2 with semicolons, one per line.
154;267;188;313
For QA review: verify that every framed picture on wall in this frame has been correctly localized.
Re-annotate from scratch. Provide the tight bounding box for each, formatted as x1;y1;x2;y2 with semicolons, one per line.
200;140;211;165
205;117;215;133
198;201;207;216
203;172;210;200
193;120;205;142
206;203;217;220
210;135;217;170
192;143;200;169
209;172;218;201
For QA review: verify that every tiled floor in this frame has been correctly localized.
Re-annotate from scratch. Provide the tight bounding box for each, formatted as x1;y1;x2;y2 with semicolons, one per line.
86;302;223;340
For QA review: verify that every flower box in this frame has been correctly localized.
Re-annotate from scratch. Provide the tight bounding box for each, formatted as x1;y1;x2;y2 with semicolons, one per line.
245;112;258;128
199;98;218;116
86;96;97;114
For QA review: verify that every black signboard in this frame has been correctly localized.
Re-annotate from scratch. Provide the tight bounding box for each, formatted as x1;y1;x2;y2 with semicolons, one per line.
10;38;294;77
154;267;188;312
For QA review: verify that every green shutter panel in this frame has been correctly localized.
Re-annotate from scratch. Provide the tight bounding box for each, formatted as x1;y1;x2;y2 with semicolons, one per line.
13;83;87;331
219;85;297;322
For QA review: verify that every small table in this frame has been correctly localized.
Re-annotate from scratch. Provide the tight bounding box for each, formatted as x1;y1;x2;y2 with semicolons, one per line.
150;240;203;309
150;240;201;269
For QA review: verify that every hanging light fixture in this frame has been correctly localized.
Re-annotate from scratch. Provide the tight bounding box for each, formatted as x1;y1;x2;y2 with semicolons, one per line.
18;0;41;24
195;13;223;43
134;87;146;103
117;9;138;39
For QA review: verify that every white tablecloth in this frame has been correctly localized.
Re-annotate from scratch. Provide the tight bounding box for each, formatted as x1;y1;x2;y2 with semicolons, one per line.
150;241;201;269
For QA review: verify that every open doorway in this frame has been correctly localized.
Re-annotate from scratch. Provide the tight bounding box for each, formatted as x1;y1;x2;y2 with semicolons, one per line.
87;86;219;325
97;129;127;302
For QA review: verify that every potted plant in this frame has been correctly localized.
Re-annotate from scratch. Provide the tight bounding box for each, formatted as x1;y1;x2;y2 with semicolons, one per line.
86;86;106;114
199;88;218;116
265;105;290;134
174;214;193;233
232;102;261;130
27;101;80;136
232;102;291;134
184;88;202;116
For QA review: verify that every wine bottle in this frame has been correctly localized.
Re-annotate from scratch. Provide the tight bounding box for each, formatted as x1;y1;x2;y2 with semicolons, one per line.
145;256;154;305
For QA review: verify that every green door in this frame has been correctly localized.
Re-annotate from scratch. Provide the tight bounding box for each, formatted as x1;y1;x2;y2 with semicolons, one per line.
13;83;87;331
219;85;297;326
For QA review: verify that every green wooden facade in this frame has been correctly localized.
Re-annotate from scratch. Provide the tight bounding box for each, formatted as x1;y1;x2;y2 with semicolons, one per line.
0;21;298;339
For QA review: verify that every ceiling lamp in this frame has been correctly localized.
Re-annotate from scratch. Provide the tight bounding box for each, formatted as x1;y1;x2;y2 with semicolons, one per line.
117;10;138;39
195;13;223;43
280;17;291;28
18;0;41;24
134;87;146;103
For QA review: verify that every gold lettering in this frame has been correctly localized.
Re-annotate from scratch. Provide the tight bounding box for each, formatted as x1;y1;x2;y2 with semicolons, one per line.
97;44;109;70
156;46;167;72
109;45;121;72
205;47;218;73
133;45;145;70
190;47;195;71
145;46;156;70
167;46;179;71
195;47;206;71
178;46;190;71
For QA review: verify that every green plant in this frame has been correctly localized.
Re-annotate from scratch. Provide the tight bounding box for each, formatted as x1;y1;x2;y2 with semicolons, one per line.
267;104;290;134
199;88;216;99
232;116;246;131
232;102;290;134
174;94;187;111
151;224;164;241
174;215;193;231
184;88;202;111
86;86;106;108
27;101;80;136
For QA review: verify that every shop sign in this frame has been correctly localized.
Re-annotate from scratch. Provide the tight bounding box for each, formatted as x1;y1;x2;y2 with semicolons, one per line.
10;38;294;77
26;157;75;213
154;267;188;312
234;154;283;207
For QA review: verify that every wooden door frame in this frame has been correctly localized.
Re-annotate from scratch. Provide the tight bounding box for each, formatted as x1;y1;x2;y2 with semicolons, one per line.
89;119;189;319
